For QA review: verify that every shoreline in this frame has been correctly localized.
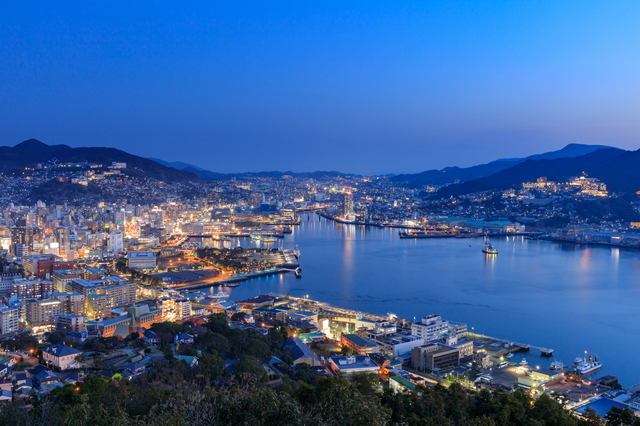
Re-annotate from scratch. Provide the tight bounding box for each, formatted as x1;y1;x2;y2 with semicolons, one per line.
169;268;296;290
538;236;640;251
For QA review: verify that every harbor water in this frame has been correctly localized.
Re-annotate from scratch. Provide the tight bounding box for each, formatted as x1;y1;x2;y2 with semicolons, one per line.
211;214;640;385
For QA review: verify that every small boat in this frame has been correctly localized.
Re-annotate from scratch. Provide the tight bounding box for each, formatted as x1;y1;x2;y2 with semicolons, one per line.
549;360;564;370
262;237;275;243
482;234;498;255
205;291;229;302
519;358;528;367
505;353;514;359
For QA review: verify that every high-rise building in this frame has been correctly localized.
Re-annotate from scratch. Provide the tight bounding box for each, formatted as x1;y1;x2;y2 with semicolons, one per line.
11;281;55;299
22;254;75;279
341;191;354;218
71;279;135;318
0;305;19;334
108;231;124;253
11;225;27;245
56;291;85;316
52;313;84;332
175;298;192;320
14;243;28;258
56;227;71;256
25;298;62;327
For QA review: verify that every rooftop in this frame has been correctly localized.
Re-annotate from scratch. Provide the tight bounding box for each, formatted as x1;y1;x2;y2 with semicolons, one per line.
282;337;320;363
128;252;156;259
329;355;379;371
342;334;380;349
42;343;82;357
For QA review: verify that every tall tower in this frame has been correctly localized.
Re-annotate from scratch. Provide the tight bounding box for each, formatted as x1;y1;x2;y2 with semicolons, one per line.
341;190;354;218
57;227;71;256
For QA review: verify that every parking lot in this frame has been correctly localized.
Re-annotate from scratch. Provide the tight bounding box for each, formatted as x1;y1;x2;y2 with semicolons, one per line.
547;380;601;402
482;363;527;388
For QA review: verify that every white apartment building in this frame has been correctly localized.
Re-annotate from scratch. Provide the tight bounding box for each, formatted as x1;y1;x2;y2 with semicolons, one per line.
108;231;124;253
0;305;19;334
411;315;451;341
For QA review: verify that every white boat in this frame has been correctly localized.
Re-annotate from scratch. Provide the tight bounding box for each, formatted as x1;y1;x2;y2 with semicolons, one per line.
206;291;229;303
573;353;602;375
519;358;528;367
250;234;262;241
549;360;564;370
505;353;514;359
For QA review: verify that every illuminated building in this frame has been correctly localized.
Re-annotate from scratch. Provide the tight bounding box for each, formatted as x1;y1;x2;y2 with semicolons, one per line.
52;313;84;332
10;281;55;299
25;298;62;328
341;190;354;218
22;254;75;279
98;304;161;338
108;231;124;253
0;306;19;334
128;251;157;270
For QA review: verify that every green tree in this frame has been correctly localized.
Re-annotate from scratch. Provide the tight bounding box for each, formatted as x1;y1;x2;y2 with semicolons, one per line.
232;356;268;383
605;406;640;426
93;354;105;369
48;330;66;344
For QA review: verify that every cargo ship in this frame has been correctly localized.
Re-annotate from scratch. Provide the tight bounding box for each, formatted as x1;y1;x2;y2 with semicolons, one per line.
399;229;458;239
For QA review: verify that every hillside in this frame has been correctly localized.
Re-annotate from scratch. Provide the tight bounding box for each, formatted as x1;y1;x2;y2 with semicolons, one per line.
435;148;626;198
391;143;618;188
0;139;198;182
593;148;640;193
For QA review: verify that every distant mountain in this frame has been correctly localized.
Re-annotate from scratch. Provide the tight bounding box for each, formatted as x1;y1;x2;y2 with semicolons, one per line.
519;143;614;162
14;138;72;152
0;139;198;182
390;143;618;188
224;171;355;179
147;155;356;180
148;158;206;171
435;148;626;198
182;167;228;180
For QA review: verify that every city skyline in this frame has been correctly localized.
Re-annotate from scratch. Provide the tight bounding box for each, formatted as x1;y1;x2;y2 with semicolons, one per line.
3;2;640;174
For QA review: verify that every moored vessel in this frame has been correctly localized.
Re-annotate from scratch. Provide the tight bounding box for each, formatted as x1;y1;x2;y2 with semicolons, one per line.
482;234;498;254
573;353;602;374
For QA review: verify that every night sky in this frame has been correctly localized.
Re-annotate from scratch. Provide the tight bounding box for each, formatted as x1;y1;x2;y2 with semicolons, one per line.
2;2;640;174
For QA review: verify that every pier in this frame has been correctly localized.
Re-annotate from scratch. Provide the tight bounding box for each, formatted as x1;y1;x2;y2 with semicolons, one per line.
468;332;554;357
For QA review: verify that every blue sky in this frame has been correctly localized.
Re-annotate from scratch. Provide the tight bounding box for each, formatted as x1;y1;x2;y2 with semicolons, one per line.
1;1;640;174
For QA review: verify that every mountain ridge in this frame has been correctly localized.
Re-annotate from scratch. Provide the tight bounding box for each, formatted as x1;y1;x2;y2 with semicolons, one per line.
0;139;198;182
390;143;618;188
434;148;628;198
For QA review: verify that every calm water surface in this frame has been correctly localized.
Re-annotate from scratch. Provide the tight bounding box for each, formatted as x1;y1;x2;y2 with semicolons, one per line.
212;214;640;385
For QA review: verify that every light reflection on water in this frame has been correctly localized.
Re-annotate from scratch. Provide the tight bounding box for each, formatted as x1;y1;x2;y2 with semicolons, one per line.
206;214;640;385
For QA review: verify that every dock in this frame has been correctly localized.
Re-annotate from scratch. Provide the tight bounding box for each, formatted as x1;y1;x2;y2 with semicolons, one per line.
468;332;554;357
